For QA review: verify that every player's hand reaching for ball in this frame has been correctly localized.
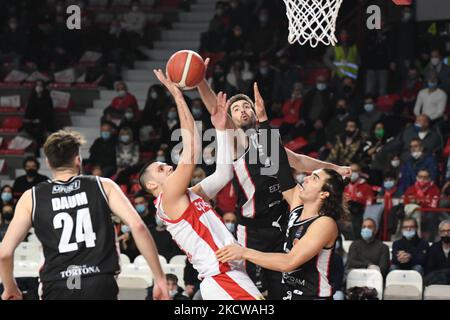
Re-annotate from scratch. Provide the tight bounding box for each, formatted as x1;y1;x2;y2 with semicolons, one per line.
211;91;229;131
1;286;23;300
153;69;183;99
216;244;246;262
253;82;268;122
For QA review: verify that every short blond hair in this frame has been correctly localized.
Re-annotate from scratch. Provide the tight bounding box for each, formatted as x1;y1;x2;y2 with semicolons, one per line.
43;129;86;169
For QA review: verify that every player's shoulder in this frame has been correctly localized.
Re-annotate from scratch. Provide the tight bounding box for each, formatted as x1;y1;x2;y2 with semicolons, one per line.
311;215;337;230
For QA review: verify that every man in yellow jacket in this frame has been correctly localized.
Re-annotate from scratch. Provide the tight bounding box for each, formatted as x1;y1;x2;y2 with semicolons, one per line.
324;29;360;80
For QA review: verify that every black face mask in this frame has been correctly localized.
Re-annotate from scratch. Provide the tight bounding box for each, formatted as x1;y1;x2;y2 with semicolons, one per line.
26;169;38;178
345;130;355;138
442;236;450;244
337;108;347;115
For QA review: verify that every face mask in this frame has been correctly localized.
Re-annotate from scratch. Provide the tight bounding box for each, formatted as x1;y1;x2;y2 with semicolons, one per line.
101;131;111;140
411;151;422;159
375;128;384;139
316;83;327;91
117;90;126;97
442;236;450;244
402;12;412;22
361;228;373;241
191;177;202;185
168;111;177;120
391;160;400;168
156;156;166;162
345;130;355;138
155;215;165;228
121;224;131;234
430;57;440;66
259;15;268;24
337;108;347;115
124;112;133;120
150;91;158;100
225;222;236;233
402;230;416;240
26;169;38;178
192;108;202;119
383;180;395;190
169;289;178;298
428;82;438;89
9;23;17;30
259;67;268;75
364;103;375;113
1;192;13;203
35;86;44;94
2;212;13;221
135;204;146;214
120;135;131;143
350;172;359;183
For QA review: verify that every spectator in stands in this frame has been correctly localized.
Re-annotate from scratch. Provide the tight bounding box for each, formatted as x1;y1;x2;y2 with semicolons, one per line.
149;214;183;262
363;121;393;185
254;58;275;105
209;62;227;93
118;223;139;261
143;84;169;124
24;80;55;153
222;212;237;236
166;274;189;300
384;115;442;164
0;204;14;241
107;81;139;118
0;185;15;212
0;17;27;66
12;156;49;195
399;139;438;192
324;29;359;81
272;55;301;102
225;59;253;96
441;179;450;209
103;18;130;71
345;163;375;239
248;8;276;57
298;75;334;149
190;167;206;187
133;191;156;229
91;165;103;177
413;72;447;123
423;49;450;94
215;182;237;215
384;154;402;180
88;122;117;177
119;107;140;141
359;95;383;135
325;98;352;144
224;25;247;60
121;1;146;55
379;172;405;239
425;220;450;284
199;2;229;52
391;218;429;275
346;218;390;277
393;7;415;84
399;66;423;113
335;76;361;113
276;82;303;136
116;127;139;170
326;118;365;166
191;99;211;129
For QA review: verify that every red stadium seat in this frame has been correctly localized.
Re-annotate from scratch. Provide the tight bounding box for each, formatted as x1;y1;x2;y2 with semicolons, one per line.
1;116;23;131
269;118;284;128
285;136;308;152
443;138;450;158
376;94;400;112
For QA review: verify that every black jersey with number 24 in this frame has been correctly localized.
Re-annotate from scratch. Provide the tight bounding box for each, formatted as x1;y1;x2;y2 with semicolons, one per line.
32;175;120;283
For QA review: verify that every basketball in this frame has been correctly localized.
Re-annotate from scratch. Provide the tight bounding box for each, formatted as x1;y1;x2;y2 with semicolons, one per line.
166;50;206;90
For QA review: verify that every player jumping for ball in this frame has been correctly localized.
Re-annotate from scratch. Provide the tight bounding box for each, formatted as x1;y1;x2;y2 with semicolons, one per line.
138;69;263;300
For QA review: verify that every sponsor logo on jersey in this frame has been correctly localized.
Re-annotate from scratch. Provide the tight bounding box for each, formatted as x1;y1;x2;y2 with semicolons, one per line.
60;264;100;279
52;180;81;194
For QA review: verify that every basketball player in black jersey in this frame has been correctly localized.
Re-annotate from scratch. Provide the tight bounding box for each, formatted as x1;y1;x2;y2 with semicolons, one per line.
216;100;346;300
196;65;350;298
0;130;168;300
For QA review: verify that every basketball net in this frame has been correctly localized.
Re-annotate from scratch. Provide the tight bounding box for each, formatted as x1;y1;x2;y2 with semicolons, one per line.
283;0;343;48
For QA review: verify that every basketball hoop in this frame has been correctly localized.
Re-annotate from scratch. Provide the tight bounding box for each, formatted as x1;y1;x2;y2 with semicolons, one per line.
283;0;343;48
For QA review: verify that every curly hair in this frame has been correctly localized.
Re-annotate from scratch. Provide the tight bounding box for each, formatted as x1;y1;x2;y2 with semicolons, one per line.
318;168;348;221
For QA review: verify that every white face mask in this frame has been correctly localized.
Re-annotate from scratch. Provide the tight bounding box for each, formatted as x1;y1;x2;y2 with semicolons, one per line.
117;90;126;97
411;151;422;159
225;222;235;233
350;172;359;183
431;57;441;66
391;159;400;168
150;91;158;99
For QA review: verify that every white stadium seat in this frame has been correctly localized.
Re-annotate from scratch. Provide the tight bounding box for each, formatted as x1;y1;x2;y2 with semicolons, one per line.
169;255;187;266
346;269;384;300
120;254;131;266
120;264;153;286
13;261;40;278
424;285;450;300
117;276;148;300
384;270;423;300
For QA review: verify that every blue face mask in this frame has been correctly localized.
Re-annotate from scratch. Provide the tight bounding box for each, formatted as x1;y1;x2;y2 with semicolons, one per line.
316;83;327;91
361;228;373;241
364;103;375;113
402;230;416;240
135;204;146;214
120;135;131;143
428;82;437;89
192;108;202;119
168;111;177;120
383;180;395;190
225;222;235;233
1;192;12;203
121;224;130;234
101;131;111;140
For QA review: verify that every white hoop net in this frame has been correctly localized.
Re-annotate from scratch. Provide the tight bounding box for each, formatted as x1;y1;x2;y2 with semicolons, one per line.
283;0;343;48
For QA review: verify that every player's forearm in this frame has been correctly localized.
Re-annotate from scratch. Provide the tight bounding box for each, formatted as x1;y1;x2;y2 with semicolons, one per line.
197;79;217;114
287;149;339;172
0;253;17;291
242;248;295;273
175;96;201;164
130;221;166;281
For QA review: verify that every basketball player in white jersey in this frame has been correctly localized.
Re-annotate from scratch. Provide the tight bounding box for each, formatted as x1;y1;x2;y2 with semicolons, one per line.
138;69;263;300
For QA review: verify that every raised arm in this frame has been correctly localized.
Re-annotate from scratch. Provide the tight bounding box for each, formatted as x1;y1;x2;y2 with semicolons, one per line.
191;92;234;201
153;69;201;214
0;190;33;300
100;178;168;300
285;148;352;178
253;82;297;206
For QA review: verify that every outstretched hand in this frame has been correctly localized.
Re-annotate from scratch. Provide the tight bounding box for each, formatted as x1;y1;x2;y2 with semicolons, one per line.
153;69;183;99
211;91;229;131
253;82;268;122
215;244;246;262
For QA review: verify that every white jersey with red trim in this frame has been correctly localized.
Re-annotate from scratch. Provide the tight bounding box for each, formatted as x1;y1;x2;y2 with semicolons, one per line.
155;189;245;279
